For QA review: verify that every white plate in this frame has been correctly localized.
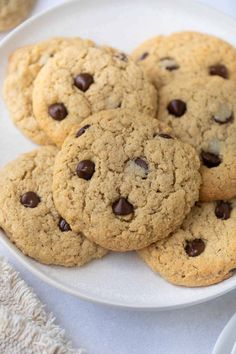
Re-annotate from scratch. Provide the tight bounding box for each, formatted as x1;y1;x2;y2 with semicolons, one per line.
1;0;236;310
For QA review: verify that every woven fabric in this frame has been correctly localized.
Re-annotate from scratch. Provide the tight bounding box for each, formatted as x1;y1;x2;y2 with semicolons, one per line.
0;257;83;354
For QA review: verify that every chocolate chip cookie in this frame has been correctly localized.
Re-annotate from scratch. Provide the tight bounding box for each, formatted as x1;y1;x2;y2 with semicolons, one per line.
3;37;94;145
32;45;158;146
0;0;34;31
158;76;236;201
138;200;236;287
0;146;107;266
132;31;236;88
53;109;201;251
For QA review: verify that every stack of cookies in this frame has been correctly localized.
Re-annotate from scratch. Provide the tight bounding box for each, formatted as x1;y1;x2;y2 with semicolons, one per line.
1;31;236;288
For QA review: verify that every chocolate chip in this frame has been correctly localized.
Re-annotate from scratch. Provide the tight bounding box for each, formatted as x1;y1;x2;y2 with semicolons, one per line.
185;239;205;257
139;52;149;61
58;217;71;232
209;64;228;79
201;151;221;168
167;99;186;117
157;133;173;139
159;57;179;71
76;124;90;137
20;192;40;208
115;52;128;62
134;158;148;171
213;103;233;124
74;73;94;92
214;113;233;124
48;103;68;121
112;197;134;216
76;160;95;180
215;201;232;220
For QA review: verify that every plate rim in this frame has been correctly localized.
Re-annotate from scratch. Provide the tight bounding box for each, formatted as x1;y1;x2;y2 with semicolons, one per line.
1;232;236;311
212;313;236;354
1;0;236;309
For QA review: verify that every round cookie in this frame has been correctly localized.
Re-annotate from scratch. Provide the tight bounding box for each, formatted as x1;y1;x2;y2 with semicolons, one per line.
138;200;236;287
158;76;236;201
32;45;158;146
53;109;201;251
0;146;107;267
132;31;236;88
3;37;94;145
0;0;34;31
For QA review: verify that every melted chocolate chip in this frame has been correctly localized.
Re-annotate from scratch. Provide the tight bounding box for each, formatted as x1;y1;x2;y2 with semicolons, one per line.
167;99;186;117
48;103;68;121
139;52;149;61
185;239;205;257
160;57;179;71
166;65;179;71
74;73;94;92
76;160;95;180
134;158;148;171
157;133;173;139
115;52;128;62
58;217;71;232
76;124;90;137
112;197;134;216
20;192;40;208
215;201;232;220
201;151;221;168
209;64;228;79
214;113;233;124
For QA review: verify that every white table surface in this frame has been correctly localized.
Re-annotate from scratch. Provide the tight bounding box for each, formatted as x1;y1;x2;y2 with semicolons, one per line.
1;1;236;353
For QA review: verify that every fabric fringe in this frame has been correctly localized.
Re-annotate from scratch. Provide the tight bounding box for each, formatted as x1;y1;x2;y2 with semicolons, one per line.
0;257;84;354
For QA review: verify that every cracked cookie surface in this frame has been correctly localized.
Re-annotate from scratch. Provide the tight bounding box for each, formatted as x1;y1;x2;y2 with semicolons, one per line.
3;37;94;145
53;109;201;251
0;146;107;266
138;200;236;287
158;76;236;201
0;0;34;31
132;31;236;88
32;45;158;146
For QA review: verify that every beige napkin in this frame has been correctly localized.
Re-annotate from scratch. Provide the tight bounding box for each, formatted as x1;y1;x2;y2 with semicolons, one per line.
0;257;84;354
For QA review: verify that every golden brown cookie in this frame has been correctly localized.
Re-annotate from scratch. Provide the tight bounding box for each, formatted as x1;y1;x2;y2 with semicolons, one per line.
0;0;34;31
0;146;107;266
32;45;158;146
3;37;94;145
138;200;236;287
132;31;236;88
53;109;201;251
158;76;236;201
